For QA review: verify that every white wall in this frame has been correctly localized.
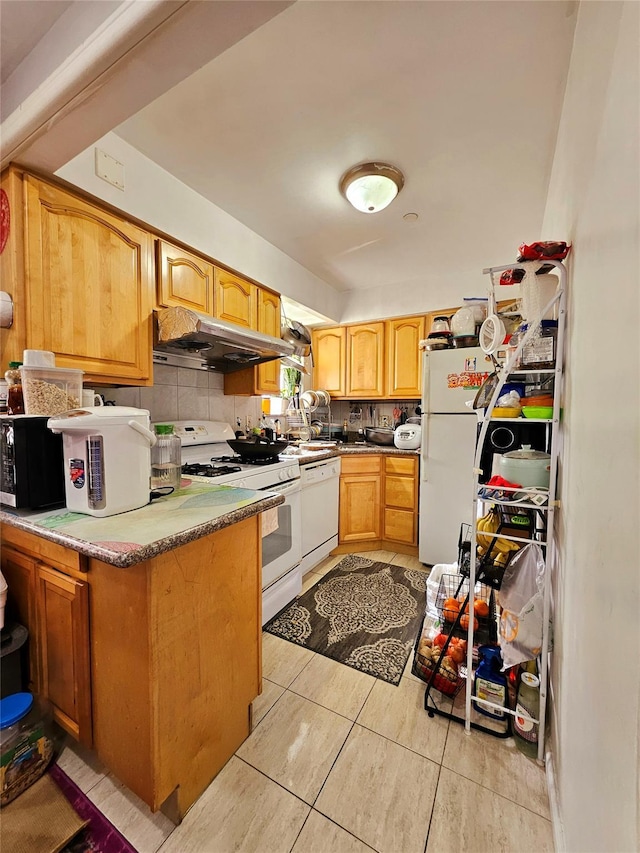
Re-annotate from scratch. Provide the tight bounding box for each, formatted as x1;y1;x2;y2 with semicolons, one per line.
56;132;344;323
541;3;639;851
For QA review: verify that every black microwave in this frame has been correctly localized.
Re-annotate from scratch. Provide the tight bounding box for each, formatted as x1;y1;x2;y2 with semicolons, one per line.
0;416;65;510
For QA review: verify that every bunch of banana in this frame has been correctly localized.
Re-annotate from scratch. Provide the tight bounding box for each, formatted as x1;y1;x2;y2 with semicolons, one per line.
476;509;520;562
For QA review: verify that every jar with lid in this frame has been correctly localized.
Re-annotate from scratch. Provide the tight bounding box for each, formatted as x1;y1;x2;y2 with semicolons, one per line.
513;672;540;759
5;362;24;415
431;316;451;335
150;424;182;491
0;692;57;805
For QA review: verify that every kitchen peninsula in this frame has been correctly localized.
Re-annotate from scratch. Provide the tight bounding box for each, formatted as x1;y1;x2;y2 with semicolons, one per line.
0;481;284;822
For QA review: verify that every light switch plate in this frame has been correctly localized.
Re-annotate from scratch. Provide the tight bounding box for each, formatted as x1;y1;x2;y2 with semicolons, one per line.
95;148;125;190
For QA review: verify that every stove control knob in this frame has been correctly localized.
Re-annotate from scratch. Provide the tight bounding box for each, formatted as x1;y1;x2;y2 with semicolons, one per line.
236;479;246;489
278;468;290;481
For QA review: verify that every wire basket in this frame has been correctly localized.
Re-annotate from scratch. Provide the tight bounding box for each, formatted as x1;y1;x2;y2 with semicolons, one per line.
411;627;466;698
435;574;496;645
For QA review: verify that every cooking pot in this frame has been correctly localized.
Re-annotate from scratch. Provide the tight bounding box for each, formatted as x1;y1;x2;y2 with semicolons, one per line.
394;423;421;450
364;427;395;446
227;436;289;460
498;445;551;488
281;320;312;358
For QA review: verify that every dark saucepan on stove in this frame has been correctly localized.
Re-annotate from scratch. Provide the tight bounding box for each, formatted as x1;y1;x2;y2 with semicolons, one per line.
227;436;289;460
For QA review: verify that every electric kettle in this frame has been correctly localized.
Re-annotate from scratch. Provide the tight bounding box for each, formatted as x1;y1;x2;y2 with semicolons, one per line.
47;406;157;517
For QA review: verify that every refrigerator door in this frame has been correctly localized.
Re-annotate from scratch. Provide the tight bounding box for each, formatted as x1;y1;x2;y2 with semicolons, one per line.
422;347;491;414
419;413;478;566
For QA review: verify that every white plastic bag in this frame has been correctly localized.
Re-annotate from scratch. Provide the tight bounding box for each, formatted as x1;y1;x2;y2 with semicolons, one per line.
426;562;459;617
498;543;545;669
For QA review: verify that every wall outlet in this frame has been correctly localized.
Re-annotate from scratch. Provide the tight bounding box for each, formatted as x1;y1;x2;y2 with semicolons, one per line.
381;416;389;428
95;148;125;190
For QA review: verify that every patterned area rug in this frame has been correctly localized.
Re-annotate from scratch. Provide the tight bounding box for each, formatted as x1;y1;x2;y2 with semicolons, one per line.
265;555;428;685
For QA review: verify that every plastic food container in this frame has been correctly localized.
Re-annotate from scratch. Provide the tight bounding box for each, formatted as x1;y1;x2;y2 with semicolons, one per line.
522;406;554;419
0;693;56;805
492;407;522;418
20;365;83;416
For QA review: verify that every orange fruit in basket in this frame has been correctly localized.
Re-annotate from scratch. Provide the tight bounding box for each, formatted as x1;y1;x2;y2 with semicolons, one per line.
460;614;479;631
474;599;490;618
443;597;460;621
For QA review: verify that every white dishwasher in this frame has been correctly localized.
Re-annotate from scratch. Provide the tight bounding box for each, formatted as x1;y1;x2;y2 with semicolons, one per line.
299;456;341;575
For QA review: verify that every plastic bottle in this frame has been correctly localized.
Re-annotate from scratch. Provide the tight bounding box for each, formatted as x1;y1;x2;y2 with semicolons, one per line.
473;646;507;719
342;419;349;442
513;672;540;758
5;362;24;415
150;424;181;491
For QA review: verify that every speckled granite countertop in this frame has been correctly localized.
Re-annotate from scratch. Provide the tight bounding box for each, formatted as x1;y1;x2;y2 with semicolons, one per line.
287;443;420;466
0;481;284;568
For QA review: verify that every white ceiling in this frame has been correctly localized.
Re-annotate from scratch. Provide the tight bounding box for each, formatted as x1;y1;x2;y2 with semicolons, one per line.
0;0;73;82
116;1;577;296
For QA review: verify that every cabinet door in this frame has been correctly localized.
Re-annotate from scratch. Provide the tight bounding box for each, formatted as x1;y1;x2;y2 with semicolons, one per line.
0;547;40;690
24;176;154;385
157;239;214;314
383;456;418;545
256;289;281;394
224;289;281;396
386;316;425;398
37;564;92;745
339;474;381;542
214;268;258;329
347;323;385;398
312;327;346;397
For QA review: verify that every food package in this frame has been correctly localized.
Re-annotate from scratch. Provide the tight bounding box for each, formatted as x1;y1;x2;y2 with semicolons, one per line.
498;543;546;669
517;241;571;261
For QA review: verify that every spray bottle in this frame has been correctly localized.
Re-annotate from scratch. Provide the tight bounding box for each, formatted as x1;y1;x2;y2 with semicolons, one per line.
473;646;507;720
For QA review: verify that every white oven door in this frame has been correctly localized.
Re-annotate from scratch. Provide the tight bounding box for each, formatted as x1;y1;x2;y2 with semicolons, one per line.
261;479;302;591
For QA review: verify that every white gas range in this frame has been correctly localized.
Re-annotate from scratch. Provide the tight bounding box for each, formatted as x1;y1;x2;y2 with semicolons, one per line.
166;421;302;624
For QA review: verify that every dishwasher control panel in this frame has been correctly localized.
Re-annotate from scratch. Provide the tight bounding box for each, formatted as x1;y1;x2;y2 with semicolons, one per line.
300;458;341;484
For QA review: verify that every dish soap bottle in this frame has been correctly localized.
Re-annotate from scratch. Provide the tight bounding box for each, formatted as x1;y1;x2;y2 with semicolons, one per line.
513;672;540;758
473;646;507;719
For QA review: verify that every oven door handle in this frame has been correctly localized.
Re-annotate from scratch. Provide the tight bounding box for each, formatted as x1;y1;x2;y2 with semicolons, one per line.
264;479;301;496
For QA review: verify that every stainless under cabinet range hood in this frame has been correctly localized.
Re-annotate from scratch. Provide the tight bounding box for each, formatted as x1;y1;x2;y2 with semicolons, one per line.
153;307;295;373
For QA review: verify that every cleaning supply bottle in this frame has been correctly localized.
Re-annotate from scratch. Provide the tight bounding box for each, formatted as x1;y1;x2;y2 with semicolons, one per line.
513;672;540;758
473;646;507;720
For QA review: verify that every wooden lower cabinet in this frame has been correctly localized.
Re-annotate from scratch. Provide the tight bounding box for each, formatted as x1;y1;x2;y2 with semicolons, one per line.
338;454;419;552
383;456;419;546
37;564;92;745
0;516;262;821
339;456;382;543
0;543;91;743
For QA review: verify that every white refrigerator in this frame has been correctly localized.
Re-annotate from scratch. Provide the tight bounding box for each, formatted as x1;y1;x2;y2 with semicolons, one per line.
418;347;492;566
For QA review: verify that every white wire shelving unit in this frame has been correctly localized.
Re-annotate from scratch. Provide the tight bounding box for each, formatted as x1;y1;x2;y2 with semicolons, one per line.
424;258;567;763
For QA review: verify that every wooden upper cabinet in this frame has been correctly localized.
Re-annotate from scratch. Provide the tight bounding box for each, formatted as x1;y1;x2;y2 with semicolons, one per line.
156;239;214;314
256;289;281;394
346;322;385;398
24;175;153;385
386;315;425;399
224;288;281;396
214;268;258;329
312;327;347;397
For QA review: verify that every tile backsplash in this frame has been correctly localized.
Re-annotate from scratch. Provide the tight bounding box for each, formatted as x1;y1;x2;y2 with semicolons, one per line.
103;364;265;429
103;366;421;432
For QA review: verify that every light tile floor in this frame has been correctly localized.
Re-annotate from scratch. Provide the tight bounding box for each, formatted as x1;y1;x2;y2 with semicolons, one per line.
55;551;554;853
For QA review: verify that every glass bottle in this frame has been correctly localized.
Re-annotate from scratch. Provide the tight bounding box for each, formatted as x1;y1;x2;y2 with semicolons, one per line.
5;362;24;415
513;672;540;758
150;424;182;491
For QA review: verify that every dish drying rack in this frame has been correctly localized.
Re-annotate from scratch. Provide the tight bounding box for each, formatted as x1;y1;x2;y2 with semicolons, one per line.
285;392;333;440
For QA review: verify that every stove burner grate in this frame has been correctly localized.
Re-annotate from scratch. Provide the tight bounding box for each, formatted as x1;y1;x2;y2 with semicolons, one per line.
216;454;280;466
182;463;243;478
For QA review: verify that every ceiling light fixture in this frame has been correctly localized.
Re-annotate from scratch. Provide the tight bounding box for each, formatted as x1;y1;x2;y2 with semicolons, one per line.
339;162;405;214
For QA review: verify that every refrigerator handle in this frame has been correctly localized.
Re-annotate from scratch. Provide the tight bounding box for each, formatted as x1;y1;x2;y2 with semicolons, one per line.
421;349;429;482
421;413;429;481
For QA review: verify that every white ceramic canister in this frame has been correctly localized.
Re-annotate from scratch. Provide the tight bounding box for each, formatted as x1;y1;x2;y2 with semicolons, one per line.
498;445;551;488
